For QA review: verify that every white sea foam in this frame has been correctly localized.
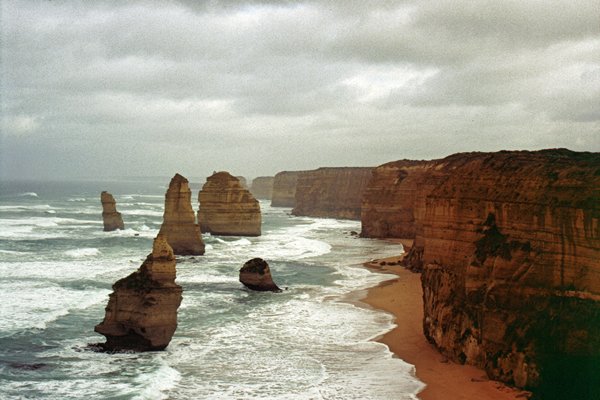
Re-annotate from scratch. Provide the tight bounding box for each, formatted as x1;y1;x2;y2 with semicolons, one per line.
123;209;164;217
64;248;101;258
67;197;87;202
132;360;182;400
18;192;39;197
0;204;52;211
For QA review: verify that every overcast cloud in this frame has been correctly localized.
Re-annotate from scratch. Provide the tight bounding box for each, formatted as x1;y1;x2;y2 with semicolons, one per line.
1;0;599;180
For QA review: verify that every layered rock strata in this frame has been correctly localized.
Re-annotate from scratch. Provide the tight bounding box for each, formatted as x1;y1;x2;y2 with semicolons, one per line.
239;258;281;292
292;167;373;220
158;173;205;255
361;149;600;396
100;191;124;231
271;171;305;207
198;171;261;236
250;176;274;200
94;234;183;351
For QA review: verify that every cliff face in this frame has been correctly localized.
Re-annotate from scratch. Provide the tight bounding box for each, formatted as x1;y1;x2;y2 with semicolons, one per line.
94;234;182;351
362;149;600;396
250;176;274;200
100;191;124;231
271;171;304;207
198;171;261;236
158;173;205;255
292;167;373;220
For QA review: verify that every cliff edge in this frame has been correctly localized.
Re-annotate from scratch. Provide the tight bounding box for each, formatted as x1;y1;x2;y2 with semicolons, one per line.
361;149;600;397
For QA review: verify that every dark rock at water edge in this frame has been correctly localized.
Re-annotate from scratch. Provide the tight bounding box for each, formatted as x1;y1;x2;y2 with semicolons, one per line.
239;258;281;292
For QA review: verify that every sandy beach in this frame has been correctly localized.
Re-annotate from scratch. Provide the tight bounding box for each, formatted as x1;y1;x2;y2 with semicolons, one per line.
361;252;531;400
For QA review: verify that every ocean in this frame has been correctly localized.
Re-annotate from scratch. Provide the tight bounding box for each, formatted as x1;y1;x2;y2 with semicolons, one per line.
0;179;424;399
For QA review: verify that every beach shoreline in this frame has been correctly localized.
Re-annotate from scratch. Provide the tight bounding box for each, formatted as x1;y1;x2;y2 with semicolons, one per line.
359;249;531;400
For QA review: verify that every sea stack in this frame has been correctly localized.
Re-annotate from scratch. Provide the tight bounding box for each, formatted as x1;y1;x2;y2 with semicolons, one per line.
239;258;281;292
94;234;183;351
198;171;261;236
158;173;205;255
100;191;124;231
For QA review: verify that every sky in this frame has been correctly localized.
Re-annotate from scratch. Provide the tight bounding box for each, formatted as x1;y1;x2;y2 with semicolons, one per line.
1;0;599;181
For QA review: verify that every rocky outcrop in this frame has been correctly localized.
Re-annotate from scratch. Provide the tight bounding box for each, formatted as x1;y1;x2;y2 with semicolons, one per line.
239;258;281;292
198;171;261;236
158;173;205;255
100;191;124;231
361;149;600;397
250;176;274;200
94;234;183;351
292;167;373;220
271;171;305;207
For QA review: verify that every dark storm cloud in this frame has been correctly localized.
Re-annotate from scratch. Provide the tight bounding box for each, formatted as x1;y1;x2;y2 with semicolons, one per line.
1;0;598;180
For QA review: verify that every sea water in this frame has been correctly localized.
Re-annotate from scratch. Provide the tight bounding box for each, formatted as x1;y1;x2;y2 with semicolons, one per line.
0;179;424;399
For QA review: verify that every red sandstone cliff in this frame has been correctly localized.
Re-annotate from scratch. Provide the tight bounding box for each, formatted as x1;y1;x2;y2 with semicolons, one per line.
271;171;305;207
292;167;373;220
198;171;261;236
361;149;600;397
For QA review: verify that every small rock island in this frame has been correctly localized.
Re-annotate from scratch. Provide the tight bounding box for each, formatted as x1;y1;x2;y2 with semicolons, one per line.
239;258;281;292
94;234;183;351
100;191;124;231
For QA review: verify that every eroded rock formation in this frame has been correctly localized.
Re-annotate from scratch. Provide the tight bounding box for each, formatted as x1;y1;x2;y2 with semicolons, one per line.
239;258;281;292
271;171;305;207
94;234;183;351
101;191;124;231
250;176;274;200
198;171;261;236
361;149;600;397
292;167;373;220
158;173;205;255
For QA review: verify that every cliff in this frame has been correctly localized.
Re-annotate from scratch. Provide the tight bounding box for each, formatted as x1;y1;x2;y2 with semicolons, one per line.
292;167;373;220
100;191;124;231
158;173;205;255
250;176;274;200
361;149;600;397
271;171;305;207
198;171;261;236
94;234;183;351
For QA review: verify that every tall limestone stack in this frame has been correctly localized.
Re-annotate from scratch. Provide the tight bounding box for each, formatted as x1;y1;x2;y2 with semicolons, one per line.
94;234;183;351
292;167;373;220
271;171;305;207
100;191;124;231
158;173;205;255
198;171;261;236
250;176;274;200
361;149;600;396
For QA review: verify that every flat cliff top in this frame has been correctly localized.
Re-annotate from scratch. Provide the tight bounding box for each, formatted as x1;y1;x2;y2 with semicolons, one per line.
430;149;600;208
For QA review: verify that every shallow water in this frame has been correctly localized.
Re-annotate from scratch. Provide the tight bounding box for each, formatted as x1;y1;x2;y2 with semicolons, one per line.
0;179;424;399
